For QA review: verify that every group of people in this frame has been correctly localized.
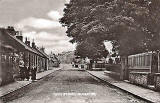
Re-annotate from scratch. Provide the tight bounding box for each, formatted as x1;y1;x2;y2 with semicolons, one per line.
71;58;92;69
19;59;37;81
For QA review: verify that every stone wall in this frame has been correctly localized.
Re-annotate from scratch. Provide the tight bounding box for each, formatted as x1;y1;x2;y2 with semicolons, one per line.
129;72;149;87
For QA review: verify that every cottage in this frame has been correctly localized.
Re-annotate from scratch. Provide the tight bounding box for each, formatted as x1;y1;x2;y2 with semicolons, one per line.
0;27;49;85
0;29;17;85
49;52;59;68
33;46;49;72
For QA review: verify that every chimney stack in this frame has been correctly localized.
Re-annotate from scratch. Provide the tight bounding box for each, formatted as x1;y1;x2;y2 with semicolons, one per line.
16;31;23;41
32;39;36;48
40;46;45;52
25;37;30;46
7;26;16;36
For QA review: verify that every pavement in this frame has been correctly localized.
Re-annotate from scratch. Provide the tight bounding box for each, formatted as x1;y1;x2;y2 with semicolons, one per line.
87;70;160;103
0;64;157;103
0;67;61;98
6;65;146;103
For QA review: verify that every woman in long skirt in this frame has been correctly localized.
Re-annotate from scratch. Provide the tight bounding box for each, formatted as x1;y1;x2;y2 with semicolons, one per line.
31;67;37;81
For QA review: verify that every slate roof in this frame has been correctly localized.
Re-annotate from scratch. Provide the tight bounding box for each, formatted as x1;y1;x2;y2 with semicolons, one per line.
32;47;45;57
1;28;49;58
35;47;49;59
2;29;39;54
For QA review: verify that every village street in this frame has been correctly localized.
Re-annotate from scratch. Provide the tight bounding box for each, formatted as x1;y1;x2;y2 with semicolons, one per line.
2;64;146;103
1;0;160;103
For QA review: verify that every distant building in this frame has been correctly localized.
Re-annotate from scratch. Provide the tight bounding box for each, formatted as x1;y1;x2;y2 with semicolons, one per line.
49;52;59;68
57;51;75;64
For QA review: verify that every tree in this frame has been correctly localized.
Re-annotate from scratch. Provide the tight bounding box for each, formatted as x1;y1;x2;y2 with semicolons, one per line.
89;0;160;79
89;0;160;55
60;0;110;59
61;1;160;62
60;0;160;79
60;0;158;57
75;37;109;60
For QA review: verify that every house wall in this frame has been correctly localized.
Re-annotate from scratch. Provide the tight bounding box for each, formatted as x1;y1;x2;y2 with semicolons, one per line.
0;49;15;86
44;58;48;70
0;31;15;86
0;28;50;86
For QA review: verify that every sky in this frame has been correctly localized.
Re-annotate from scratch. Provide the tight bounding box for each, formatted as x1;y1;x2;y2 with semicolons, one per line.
0;0;112;54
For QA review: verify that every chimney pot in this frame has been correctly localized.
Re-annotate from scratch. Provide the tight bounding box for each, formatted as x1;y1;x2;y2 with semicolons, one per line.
32;39;36;48
16;31;23;41
25;37;30;46
40;47;45;52
16;35;23;41
7;26;16;36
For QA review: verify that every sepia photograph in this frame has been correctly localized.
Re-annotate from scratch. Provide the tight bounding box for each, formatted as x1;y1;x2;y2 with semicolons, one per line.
0;0;160;103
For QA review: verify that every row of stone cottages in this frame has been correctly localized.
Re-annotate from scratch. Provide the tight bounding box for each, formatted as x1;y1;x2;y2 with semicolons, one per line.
0;26;49;86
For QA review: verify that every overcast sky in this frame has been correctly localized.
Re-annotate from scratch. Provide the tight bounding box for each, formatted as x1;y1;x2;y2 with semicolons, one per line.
0;0;74;54
0;0;112;54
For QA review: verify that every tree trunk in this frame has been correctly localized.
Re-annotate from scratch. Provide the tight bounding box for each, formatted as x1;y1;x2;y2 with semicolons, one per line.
120;56;128;80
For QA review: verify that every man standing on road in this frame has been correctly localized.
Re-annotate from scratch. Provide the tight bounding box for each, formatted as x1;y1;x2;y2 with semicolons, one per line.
86;58;90;70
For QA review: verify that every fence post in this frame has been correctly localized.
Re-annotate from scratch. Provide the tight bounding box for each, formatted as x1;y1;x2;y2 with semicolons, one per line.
120;56;128;80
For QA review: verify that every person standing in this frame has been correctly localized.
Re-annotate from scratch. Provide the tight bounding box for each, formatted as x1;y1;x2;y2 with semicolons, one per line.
108;58;113;64
86;58;90;70
25;66;30;81
31;67;37;81
23;65;28;80
19;59;25;80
